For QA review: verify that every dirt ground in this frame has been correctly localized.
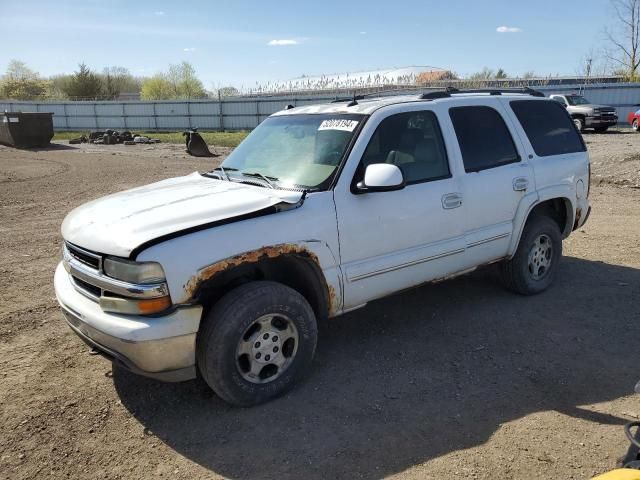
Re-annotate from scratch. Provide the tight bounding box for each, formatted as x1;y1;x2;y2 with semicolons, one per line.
0;131;639;480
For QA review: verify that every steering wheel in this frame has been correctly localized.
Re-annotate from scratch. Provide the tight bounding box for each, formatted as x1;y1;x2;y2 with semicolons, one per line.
315;150;343;165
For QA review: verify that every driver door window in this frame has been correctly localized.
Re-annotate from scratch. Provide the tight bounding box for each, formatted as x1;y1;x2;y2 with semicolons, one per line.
358;111;451;185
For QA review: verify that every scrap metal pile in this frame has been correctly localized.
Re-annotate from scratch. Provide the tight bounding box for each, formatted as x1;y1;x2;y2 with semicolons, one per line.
69;130;161;145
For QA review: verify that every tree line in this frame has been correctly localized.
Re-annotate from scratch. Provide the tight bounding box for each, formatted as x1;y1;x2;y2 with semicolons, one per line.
0;60;233;101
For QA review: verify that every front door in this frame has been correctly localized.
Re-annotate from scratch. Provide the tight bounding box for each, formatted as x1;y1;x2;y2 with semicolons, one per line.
333;107;466;309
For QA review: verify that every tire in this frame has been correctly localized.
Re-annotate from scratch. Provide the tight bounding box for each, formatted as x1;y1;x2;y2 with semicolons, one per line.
197;281;318;407
573;117;585;132
500;215;562;295
633;119;639;132
594;126;608;133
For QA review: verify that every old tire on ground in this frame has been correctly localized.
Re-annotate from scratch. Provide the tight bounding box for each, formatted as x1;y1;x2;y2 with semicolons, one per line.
594;126;609;133
633;119;639;132
197;281;318;407
500;215;562;295
573;117;585;132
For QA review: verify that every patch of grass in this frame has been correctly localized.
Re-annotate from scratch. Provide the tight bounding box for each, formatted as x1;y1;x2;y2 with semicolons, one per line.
52;131;88;141
53;130;249;148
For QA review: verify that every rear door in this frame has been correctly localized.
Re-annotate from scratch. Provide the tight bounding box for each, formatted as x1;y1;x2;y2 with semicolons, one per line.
446;98;534;265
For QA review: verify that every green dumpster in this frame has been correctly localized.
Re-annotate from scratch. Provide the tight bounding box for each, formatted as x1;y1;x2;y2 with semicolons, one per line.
0;112;54;148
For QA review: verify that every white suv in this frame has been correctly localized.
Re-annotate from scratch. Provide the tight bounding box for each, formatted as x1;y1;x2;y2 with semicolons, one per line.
54;88;591;406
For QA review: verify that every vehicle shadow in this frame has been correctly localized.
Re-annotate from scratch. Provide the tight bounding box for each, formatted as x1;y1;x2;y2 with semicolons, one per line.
114;256;640;479
13;142;77;151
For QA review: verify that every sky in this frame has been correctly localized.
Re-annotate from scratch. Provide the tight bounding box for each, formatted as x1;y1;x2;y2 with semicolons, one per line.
0;0;615;89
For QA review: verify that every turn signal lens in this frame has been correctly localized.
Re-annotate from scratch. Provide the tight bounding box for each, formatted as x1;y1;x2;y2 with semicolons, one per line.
100;295;171;315
137;296;172;314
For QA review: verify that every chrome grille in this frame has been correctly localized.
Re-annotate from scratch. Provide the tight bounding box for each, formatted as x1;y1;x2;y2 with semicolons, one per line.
71;276;101;300
62;243;169;302
66;242;101;270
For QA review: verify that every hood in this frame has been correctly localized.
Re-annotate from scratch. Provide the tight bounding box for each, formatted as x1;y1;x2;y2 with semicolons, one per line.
570;104;615;113
62;172;303;257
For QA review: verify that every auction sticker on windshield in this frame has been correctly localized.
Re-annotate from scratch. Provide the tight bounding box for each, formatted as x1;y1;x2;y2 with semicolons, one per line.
318;119;359;132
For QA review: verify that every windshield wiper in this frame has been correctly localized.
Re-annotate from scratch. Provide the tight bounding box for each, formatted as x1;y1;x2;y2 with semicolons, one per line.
241;171;278;189
204;166;238;181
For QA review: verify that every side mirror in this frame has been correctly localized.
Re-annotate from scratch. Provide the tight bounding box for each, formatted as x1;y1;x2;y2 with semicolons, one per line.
356;163;405;193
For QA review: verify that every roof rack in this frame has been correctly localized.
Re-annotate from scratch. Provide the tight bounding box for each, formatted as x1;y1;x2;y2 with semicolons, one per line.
418;87;545;100
331;95;365;104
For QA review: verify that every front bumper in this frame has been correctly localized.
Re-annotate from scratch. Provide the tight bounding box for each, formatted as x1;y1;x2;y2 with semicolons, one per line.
54;263;202;382
585;115;618;127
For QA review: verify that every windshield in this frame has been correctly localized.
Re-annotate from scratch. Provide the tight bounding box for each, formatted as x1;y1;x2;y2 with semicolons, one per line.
219;113;364;190
566;95;590;106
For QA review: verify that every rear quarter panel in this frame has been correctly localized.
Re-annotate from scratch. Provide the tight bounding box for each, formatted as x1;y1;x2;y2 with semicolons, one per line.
498;97;590;252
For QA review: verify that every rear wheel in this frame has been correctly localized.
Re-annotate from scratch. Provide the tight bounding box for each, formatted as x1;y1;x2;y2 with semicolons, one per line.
500;215;562;295
633;119;639;132
197;281;318;406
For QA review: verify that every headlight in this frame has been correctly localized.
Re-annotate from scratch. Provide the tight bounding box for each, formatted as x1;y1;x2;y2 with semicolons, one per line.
103;257;166;284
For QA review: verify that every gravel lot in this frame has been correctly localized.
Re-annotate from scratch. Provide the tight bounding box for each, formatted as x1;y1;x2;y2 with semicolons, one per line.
0;131;639;480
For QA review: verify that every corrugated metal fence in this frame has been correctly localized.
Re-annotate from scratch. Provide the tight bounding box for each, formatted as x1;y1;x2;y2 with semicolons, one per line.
1;83;640;131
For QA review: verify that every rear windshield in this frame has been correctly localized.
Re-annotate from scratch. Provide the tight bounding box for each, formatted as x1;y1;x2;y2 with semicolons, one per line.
510;100;586;157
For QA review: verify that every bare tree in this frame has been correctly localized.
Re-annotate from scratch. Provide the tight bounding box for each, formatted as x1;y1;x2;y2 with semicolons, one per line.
605;0;640;79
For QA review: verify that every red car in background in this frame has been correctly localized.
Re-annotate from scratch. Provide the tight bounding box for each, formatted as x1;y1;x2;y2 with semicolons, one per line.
627;109;640;131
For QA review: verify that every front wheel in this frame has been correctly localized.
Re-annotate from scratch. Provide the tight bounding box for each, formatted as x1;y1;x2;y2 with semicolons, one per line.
573;117;585;132
633;119;639;132
197;281;318;406
500;215;562;295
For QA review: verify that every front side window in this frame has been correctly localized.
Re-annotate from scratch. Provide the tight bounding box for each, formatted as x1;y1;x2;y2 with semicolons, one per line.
510;100;586;157
220;113;363;190
449;106;520;173
358;110;450;185
565;95;590;106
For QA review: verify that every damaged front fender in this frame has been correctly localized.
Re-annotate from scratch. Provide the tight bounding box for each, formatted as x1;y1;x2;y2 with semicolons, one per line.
181;242;342;318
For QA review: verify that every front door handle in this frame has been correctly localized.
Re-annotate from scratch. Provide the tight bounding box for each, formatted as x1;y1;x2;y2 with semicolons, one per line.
513;177;529;191
442;193;463;209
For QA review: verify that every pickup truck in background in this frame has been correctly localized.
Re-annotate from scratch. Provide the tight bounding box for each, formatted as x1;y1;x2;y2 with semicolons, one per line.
549;94;618;133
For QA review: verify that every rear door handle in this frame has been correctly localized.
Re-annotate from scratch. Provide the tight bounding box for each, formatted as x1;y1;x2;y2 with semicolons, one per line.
513;177;529;191
442;193;463;209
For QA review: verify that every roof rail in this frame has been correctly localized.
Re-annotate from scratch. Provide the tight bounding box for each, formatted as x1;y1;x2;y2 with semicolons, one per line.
331;95;365;103
419;87;459;99
418;87;545;100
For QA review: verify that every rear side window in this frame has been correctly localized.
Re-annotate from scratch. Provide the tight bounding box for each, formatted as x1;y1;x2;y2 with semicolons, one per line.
449;106;520;172
510;100;586;157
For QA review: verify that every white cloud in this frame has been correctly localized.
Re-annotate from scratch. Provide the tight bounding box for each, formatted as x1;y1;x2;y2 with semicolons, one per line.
268;39;298;46
155;11;165;15
359;31;367;35
496;26;522;33
183;47;196;52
